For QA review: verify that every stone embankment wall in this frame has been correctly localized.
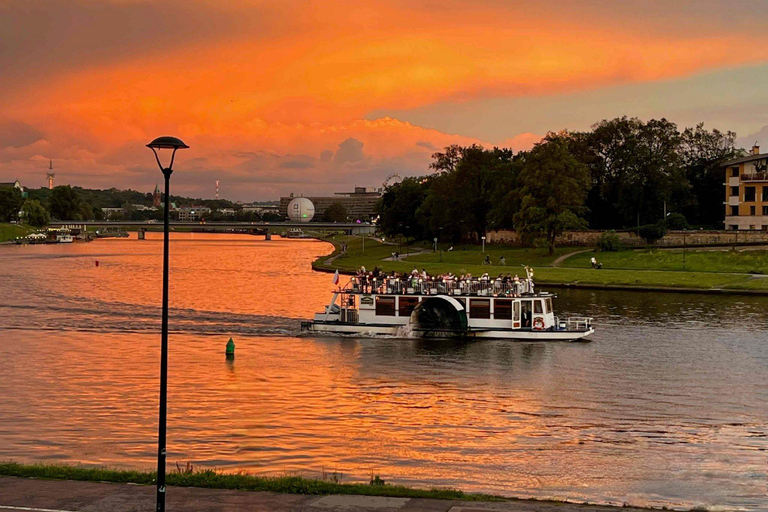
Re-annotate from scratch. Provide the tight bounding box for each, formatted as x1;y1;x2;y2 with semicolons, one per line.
486;230;768;247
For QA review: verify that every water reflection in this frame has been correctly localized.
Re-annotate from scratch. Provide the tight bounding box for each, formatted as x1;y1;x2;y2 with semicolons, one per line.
0;234;766;510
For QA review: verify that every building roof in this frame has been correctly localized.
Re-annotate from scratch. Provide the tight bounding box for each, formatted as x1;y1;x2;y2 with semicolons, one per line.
0;180;20;188
721;153;768;167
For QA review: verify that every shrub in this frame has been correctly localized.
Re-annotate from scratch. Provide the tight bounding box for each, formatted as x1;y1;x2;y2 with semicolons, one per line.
596;230;621;252
636;223;667;245
664;212;688;230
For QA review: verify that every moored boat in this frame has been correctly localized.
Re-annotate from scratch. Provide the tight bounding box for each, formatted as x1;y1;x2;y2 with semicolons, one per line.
302;267;594;341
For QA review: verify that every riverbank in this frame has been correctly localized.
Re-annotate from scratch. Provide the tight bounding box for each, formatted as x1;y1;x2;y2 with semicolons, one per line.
0;464;659;512
0;223;34;243
313;235;768;293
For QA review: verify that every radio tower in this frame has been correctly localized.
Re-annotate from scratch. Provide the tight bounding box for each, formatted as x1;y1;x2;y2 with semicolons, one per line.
215;180;220;200
46;160;55;189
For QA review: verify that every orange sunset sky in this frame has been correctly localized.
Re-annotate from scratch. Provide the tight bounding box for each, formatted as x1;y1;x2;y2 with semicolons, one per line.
4;0;768;200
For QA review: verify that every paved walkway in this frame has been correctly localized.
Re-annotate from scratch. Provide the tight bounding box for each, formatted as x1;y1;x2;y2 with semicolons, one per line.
0;477;650;512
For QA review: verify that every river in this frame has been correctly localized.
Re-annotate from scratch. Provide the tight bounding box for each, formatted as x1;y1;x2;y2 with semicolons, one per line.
0;233;766;510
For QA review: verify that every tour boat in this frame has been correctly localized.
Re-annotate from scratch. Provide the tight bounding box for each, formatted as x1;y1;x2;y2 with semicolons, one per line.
282;228;311;238
302;267;594;341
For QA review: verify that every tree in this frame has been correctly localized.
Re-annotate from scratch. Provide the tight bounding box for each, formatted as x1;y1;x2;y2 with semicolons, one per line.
0;187;24;222
324;202;348;222
513;135;590;255
49;186;84;220
679;124;742;226
376;177;428;240
21;199;50;227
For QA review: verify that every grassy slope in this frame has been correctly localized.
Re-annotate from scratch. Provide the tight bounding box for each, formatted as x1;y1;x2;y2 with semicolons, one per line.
563;247;768;274
314;236;768;291
0;462;500;502
0;223;34;242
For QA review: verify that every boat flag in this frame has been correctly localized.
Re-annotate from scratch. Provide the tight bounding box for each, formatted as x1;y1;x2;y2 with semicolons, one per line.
332;269;340;285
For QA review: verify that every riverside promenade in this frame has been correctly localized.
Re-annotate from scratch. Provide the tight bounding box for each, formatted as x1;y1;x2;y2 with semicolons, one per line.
0;477;650;512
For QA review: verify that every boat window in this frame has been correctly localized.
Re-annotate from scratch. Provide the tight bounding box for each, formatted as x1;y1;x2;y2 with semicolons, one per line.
398;297;419;317
534;300;543;314
453;298;466;309
375;297;395;316
521;300;532;328
494;299;513;320
545;298;552;313
469;299;491;319
513;301;520;321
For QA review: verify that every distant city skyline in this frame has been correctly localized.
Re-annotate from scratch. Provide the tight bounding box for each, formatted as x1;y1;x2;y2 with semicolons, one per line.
4;1;768;200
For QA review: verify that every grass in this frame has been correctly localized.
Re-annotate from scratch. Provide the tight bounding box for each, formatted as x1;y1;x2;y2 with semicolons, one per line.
0;462;502;501
313;235;768;292
563;247;768;274
0;223;35;243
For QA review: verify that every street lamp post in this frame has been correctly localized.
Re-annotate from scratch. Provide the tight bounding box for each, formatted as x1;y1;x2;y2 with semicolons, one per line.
147;136;189;512
481;236;486;253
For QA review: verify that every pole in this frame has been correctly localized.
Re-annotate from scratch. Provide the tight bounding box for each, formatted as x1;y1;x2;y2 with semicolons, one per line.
362;232;365;253
683;230;686;271
156;168;172;512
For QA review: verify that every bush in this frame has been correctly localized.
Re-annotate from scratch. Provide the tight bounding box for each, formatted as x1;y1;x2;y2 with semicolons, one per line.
596;230;621;252
664;212;688;230
636;223;667;244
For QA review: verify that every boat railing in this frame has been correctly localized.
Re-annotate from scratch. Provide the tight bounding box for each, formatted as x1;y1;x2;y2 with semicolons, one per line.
565;317;593;331
344;276;535;297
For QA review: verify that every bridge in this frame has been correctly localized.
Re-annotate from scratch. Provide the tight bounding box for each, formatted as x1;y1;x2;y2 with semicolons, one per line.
48;220;376;238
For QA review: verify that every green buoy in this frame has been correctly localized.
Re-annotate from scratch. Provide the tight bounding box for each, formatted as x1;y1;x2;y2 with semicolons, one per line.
226;337;235;356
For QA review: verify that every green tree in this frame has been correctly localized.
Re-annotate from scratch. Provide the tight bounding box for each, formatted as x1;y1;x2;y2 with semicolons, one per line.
21;199;50;227
679;124;742;226
376;177;428;240
0;187;24;222
49;185;84;220
21;199;51;228
513;135;590;255
324;202;348;222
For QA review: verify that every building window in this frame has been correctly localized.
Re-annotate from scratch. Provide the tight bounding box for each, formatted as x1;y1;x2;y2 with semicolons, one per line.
731;206;739;216
732;167;739;177
398;297;419;317
763;187;768;202
730;225;738;230
469;299;491;319
730;186;739;196
375;297;395;316
763;206;768;215
751;206;756;216
745;187;756;202
494;299;513;320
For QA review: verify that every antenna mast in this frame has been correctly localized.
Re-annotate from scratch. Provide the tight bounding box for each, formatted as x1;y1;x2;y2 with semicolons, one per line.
46;160;55;189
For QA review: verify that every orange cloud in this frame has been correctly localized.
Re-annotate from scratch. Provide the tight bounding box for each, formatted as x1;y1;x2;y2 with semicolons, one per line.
3;0;768;197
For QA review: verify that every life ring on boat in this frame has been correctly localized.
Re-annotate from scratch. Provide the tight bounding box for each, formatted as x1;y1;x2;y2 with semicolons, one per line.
532;317;545;331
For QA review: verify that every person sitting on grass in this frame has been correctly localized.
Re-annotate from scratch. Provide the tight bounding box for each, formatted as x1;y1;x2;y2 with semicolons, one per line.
499;255;506;266
484;254;491;265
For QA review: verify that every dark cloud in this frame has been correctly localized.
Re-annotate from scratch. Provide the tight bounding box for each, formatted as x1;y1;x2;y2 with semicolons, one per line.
415;140;436;150
279;157;315;169
333;137;364;164
0;119;44;148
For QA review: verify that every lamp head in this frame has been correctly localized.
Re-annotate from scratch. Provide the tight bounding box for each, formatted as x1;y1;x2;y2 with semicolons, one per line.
147;136;189;174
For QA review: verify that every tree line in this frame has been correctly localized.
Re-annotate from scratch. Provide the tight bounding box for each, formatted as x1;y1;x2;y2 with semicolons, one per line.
0;185;283;226
376;117;742;254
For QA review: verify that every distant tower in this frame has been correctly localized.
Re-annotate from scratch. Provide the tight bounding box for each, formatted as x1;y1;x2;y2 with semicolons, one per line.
46;160;55;189
215;180;220;200
153;183;162;207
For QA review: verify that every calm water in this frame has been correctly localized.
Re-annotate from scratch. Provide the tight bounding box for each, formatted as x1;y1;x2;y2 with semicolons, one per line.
0;233;766;510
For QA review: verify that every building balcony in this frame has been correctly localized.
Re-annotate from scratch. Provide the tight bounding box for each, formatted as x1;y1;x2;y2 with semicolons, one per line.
740;172;768;181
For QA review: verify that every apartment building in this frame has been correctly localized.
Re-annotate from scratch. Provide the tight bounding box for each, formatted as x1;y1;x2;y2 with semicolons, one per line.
723;146;768;230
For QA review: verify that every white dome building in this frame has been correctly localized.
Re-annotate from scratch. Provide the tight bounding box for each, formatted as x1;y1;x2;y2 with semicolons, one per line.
287;197;315;222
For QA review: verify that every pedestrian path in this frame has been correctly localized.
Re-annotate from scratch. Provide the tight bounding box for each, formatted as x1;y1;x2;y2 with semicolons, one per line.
0;477;651;512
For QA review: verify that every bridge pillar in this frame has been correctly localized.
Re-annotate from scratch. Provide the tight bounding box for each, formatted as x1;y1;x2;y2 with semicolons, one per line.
138;229;146;240
265;229;271;241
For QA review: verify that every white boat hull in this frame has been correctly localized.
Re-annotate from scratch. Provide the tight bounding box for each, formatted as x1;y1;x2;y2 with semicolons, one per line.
301;321;594;342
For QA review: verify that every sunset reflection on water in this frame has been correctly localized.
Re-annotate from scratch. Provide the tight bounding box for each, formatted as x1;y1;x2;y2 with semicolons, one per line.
1;233;766;510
